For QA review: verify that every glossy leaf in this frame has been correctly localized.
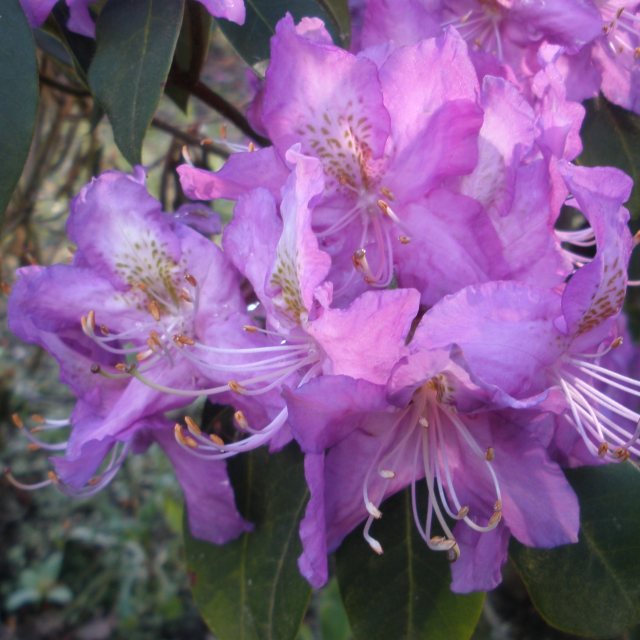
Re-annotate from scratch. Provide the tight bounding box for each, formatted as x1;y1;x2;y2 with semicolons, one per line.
511;463;640;639
183;443;311;640
166;0;212;112
336;489;485;640
88;0;184;165
578;97;640;219
0;0;39;220
217;0;350;69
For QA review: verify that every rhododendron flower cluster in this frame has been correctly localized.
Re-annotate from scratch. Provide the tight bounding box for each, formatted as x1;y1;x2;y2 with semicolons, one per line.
7;9;640;597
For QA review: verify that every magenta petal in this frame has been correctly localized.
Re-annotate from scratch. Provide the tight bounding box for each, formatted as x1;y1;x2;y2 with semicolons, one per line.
450;524;510;593
361;0;442;48
262;15;390;167
177;148;288;202
66;0;95;37
284;375;388;452
494;427;579;547
415;281;562;399
308;288;420;385
196;0;245;23
298;453;328;588
154;424;252;544
19;0;58;27
387;100;483;200
67;169;181;289
378;29;479;153
559;163;633;337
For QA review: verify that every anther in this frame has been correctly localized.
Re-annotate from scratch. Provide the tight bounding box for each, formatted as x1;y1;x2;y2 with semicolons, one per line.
31;414;45;425
173;334;195;347
115;363;128;372
209;433;225;447
377;199;391;216
179;289;193;303
219;124;227;139
88;476;102;487
378;469;396;479
447;544;461;563
380;187;395;201
488;510;503;527
99;324;110;336
485;447;495;461
174;424;198;449
457;506;470;519
248;142;256;152
0;281;11;296
90;363;101;374
243;325;258;333
367;538;384;555
47;470;60;485
228;380;244;393
148;300;161;321
615;447;630;461
185;273;198;288
366;501;383;519
398;235;411;244
612;336;624;349
419;417;429;428
182;146;193;165
598;442;609;457
234;410;250;430
27;443;40;452
136;349;153;362
184;416;202;437
430;536;458;552
11;413;24;429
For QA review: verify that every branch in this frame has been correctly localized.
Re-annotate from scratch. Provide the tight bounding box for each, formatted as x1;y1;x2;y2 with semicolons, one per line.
151;117;230;158
168;71;270;147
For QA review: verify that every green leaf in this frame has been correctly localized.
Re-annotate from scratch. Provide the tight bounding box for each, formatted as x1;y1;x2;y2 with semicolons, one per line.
0;0;39;220
183;443;311;640
336;489;484;640
88;0;185;165
511;463;640;639
217;0;350;69
578;97;640;219
5;587;41;611
166;0;212;112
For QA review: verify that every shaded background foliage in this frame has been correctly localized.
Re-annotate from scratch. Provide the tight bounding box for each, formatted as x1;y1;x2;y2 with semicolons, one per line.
2;0;640;639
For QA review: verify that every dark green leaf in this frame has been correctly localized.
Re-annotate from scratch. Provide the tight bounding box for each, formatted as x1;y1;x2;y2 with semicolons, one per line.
578;97;640;219
166;0;212;112
336;489;484;640
511;463;640;639
88;0;184;165
0;0;39;220
183;443;311;640
217;0;350;69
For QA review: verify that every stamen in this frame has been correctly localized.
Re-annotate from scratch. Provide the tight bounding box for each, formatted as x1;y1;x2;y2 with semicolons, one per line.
378;469;396;479
11;413;24;429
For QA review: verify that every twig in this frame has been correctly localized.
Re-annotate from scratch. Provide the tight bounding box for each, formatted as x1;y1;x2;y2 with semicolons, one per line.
151;117;229;158
168;72;270;147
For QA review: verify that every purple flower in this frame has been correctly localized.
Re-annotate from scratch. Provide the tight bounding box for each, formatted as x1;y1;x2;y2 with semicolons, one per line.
6;167;251;543
285;354;579;592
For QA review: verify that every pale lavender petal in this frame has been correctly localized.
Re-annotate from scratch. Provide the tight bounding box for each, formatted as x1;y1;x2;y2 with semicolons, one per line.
308;288;420;385
178;148;288;202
